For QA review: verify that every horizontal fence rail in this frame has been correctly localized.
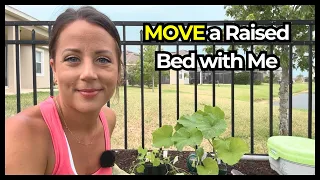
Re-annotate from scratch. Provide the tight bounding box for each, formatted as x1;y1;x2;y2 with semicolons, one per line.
5;40;316;46
5;20;314;155
5;20;315;26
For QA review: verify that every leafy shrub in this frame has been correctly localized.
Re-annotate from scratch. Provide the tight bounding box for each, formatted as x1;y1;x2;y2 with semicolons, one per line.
254;80;262;85
129;147;187;175
151;105;249;175
234;72;250;85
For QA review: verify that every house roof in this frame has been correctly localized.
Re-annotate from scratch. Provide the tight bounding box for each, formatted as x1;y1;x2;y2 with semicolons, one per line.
121;51;140;65
170;50;190;55
5;5;48;31
5;5;39;21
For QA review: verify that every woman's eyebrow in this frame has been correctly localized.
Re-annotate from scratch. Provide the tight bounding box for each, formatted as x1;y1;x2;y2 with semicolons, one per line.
62;48;81;54
95;50;113;55
62;48;113;55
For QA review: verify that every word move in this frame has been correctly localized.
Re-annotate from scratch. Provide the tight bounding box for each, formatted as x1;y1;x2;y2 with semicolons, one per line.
143;21;291;42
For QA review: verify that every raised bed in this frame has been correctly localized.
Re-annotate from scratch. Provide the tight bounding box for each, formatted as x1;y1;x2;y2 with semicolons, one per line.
114;149;278;175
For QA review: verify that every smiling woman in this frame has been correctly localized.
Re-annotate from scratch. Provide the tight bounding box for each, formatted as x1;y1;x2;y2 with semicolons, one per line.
5;6;122;175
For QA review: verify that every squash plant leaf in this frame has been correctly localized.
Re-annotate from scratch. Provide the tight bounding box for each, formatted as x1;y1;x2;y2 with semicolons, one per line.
152;125;174;148
196;157;219;175
213;137;249;165
203;105;224;118
195;109;207;116
177;113;203;129
174;123;183;131
136;164;145;173
196;113;227;139
171;127;203;151
137;146;147;160
153;157;161;166
196;147;204;159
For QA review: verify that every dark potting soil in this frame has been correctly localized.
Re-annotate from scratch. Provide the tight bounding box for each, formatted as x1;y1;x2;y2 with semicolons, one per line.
114;149;278;175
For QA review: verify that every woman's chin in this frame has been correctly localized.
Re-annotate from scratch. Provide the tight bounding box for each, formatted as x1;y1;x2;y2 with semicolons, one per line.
75;102;104;113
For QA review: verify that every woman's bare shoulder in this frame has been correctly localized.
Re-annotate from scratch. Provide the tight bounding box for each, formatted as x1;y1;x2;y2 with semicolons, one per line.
6;105;50;135
5;105;51;174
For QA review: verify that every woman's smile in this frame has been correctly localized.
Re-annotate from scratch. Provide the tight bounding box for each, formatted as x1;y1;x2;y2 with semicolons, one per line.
76;88;103;98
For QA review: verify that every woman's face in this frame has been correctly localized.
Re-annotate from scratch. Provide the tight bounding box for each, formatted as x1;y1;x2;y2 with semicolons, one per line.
50;20;119;113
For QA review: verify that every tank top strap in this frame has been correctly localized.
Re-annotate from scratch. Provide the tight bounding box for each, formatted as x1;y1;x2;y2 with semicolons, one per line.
98;110;111;151
39;96;72;174
39;96;112;175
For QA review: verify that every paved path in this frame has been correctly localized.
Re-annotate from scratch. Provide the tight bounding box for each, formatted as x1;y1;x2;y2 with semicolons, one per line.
273;92;315;110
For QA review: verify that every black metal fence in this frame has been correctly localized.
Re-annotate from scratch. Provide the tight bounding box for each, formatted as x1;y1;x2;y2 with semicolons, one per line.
5;20;315;155
188;71;264;84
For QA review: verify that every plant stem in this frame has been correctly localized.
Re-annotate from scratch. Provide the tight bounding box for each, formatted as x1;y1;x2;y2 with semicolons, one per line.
169;163;191;175
208;139;213;147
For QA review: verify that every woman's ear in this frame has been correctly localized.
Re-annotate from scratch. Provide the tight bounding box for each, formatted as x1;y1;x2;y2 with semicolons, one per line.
49;59;56;73
50;59;58;85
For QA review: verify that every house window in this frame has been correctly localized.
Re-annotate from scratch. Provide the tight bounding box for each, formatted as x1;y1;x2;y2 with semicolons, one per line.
36;49;44;76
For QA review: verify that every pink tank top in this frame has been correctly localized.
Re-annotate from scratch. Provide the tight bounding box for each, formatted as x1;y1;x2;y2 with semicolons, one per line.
39;96;112;175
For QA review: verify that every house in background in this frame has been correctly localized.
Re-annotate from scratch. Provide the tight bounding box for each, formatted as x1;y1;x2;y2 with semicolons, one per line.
5;5;50;94
169;50;190;85
261;67;282;80
168;50;261;85
120;50;140;85
121;50;171;85
122;50;140;66
5;6;153;94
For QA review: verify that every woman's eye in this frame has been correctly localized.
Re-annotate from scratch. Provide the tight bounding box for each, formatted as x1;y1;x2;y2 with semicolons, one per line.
97;57;111;64
65;57;80;63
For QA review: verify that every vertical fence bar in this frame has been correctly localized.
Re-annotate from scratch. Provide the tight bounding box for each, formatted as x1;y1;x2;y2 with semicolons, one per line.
5;44;8;87
5;43;8;118
158;44;162;127
123;25;128;149
140;30;145;148
176;45;180;120
15;25;21;113
48;25;54;97
308;24;313;139
194;45;198;150
269;45;274;137
288;44;293;136
31;30;37;105
231;45;235;137
250;45;254;154
212;45;216;107
194;45;197;112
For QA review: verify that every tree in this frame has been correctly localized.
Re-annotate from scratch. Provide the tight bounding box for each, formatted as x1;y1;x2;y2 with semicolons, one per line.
129;45;169;91
296;74;305;83
127;65;140;86
204;5;315;135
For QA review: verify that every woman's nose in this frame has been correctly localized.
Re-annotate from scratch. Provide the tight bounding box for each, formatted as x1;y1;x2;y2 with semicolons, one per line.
79;60;98;81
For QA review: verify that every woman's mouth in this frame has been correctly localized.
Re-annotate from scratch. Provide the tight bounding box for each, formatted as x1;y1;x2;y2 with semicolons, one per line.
77;89;102;98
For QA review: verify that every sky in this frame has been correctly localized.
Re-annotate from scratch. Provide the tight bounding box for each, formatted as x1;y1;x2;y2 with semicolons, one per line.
8;5;310;77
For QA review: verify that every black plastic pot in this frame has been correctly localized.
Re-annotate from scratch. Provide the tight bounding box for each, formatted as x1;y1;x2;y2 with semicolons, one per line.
218;163;228;175
136;163;171;175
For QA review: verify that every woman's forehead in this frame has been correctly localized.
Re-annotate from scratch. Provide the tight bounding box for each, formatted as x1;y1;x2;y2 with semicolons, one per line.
56;20;117;52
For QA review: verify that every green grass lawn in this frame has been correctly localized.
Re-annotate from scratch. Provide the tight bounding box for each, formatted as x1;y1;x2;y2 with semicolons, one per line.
5;82;315;154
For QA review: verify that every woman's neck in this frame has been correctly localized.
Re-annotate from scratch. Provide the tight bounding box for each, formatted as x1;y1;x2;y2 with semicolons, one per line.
54;95;101;135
